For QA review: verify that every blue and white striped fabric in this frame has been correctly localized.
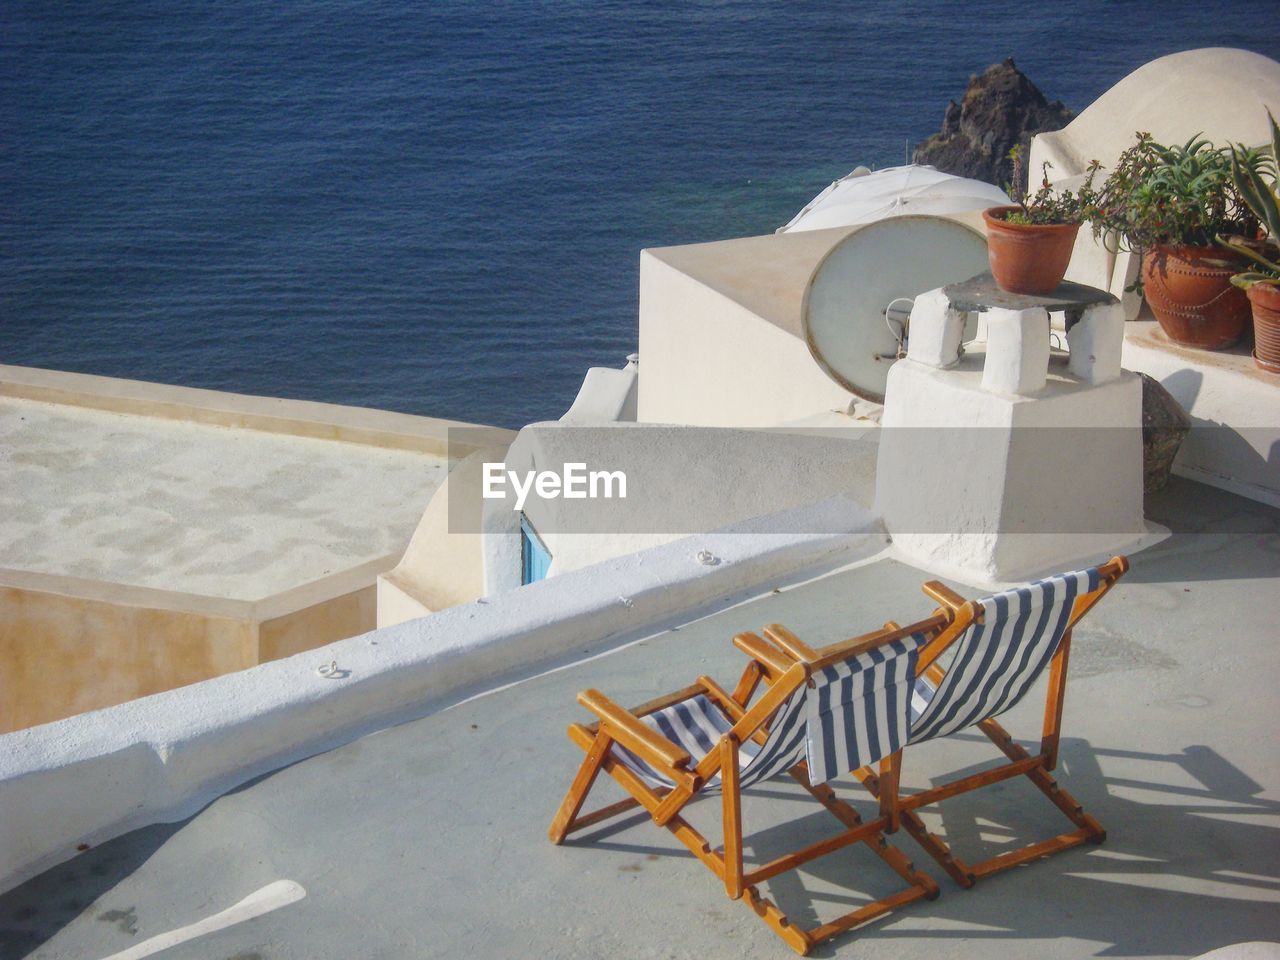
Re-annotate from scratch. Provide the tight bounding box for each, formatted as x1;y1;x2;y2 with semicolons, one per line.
612;632;926;792
908;567;1099;745
804;633;926;784
911;674;937;723
611;691;806;795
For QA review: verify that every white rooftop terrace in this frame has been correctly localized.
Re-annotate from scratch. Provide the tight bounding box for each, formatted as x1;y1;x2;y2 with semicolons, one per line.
2;476;1276;959
0;364;513;732
0;395;447;601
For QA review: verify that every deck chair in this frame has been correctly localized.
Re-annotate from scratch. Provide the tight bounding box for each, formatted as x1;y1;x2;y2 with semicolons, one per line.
548;613;955;956
840;556;1129;887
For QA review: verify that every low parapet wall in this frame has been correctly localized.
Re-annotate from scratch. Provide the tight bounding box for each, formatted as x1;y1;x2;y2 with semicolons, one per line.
0;561;386;732
1122;323;1280;510
0;497;886;894
0;363;513;455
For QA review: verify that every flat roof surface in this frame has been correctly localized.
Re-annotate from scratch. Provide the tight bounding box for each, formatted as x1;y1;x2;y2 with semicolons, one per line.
4;477;1279;959
0;397;449;601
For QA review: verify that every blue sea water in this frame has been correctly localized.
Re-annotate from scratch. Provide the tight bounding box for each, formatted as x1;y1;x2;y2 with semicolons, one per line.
2;2;1276;428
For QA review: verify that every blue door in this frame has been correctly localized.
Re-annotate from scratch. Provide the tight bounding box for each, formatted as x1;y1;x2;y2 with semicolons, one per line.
520;514;552;585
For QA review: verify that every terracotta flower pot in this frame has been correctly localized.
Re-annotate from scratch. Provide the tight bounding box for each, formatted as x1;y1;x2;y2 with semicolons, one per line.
982;205;1081;295
1248;281;1280;373
1141;244;1251;350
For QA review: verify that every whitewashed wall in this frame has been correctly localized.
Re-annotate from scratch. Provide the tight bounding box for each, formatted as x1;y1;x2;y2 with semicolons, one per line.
0;496;884;894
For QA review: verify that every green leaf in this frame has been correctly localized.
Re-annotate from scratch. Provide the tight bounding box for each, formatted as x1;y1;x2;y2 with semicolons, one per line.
1220;238;1280;274
1232;151;1280;235
1245;166;1280;235
1230;271;1274;289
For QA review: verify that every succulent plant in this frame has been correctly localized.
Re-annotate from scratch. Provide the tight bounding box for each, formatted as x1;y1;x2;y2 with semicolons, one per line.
1222;110;1280;290
1000;144;1098;225
1089;132;1259;252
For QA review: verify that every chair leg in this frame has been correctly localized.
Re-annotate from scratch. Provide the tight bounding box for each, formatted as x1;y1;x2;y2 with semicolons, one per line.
964;718;1105;880
556;725;720;877
855;767;976;887
719;766;940;956
858;720;1105;887
721;737;744;899
553;735;939;954
982;718;1105;839
741;885;814;955
792;768;939;900
742;876;934;957
548;729;614;843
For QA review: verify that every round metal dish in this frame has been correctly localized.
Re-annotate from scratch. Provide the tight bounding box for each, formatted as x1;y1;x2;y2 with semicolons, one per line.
802;215;989;402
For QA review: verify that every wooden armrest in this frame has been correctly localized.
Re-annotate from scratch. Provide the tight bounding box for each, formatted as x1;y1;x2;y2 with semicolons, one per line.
732;631;794;677
697;675;747;721
762;624;819;662
922;580;967;611
810;612;951;671
725;662;809;747
626;683;708;719
578;689;691;771
1101;555;1130;582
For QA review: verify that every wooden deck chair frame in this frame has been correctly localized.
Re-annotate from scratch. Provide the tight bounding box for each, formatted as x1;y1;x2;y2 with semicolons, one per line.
548;613;954;956
770;557;1128;888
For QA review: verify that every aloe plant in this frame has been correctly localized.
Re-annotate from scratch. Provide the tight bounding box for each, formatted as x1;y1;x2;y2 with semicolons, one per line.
1223;110;1280;290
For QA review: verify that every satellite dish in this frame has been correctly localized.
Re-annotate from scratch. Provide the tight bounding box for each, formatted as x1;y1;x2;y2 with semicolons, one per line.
802;216;988;402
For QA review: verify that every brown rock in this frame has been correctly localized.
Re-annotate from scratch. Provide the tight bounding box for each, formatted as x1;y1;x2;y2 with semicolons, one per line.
913;58;1073;188
1140;372;1191;495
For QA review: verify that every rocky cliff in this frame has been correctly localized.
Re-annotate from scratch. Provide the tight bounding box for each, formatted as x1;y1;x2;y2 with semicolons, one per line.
913;58;1073;189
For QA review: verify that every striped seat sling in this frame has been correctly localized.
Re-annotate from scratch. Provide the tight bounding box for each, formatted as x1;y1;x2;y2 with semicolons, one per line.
909;567;1100;744
613;631;928;792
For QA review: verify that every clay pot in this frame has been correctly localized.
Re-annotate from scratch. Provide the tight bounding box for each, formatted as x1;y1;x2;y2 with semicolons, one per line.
1141;244;1252;350
1248;281;1280;373
982;205;1080;295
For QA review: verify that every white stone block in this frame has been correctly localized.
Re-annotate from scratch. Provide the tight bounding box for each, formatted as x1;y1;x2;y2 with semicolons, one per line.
1112;250;1143;321
1067;301;1124;384
906;288;966;368
876;359;1146;582
970;310;990;344
981;306;1050;396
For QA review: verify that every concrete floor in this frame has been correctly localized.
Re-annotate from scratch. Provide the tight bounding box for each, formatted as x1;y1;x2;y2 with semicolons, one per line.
2;477;1278;960
0;398;448;601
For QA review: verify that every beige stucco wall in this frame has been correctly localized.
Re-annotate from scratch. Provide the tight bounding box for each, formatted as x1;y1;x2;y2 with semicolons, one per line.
258;584;377;663
0;564;395;733
1030;48;1280;180
376;448;502;626
0;575;257;732
637;213;989;428
638;244;854;426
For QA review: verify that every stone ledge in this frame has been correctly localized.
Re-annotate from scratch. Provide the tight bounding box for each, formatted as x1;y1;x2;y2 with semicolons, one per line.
0;364;514;456
1122;321;1279;509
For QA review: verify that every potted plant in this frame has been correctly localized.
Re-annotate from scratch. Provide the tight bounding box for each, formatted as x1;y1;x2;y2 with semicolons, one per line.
982;146;1096;294
1089;132;1259;350
1222;112;1280;373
